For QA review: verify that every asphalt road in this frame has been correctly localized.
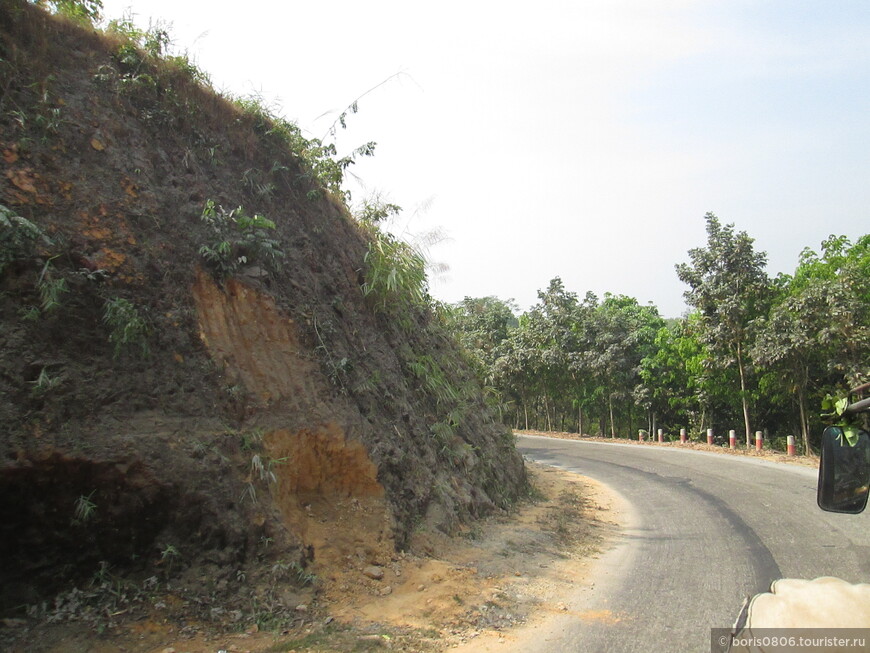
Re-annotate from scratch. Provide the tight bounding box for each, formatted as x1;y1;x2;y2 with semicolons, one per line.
516;434;870;653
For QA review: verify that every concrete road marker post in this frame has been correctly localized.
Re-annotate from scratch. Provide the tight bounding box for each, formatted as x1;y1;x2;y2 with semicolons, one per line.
787;435;796;456
680;428;687;444
755;431;763;452
657;428;663;443
707;428;714;446
729;430;736;449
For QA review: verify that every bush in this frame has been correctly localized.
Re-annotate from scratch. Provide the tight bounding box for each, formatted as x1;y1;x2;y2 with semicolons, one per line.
103;297;149;358
198;200;284;279
361;227;427;312
0;205;50;275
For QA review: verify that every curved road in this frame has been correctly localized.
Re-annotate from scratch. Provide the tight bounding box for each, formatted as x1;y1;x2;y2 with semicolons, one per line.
516;434;870;652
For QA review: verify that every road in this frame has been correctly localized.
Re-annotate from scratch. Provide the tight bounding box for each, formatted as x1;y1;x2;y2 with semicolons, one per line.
515;434;870;653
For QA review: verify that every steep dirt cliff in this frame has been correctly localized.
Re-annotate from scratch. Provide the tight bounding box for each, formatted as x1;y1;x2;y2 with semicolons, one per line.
0;1;527;627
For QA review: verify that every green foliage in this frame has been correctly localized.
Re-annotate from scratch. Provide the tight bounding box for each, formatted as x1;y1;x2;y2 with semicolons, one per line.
232;95;375;202
9;83;65;141
675;213;772;443
751;234;870;453
198;200;284;279
361;226;428;312
355;193;402;225
30;366;61;397
37;259;67;312
407;355;459;406
0;205;49;275
106;14;170;59
251;453;286;484
73;491;97;523
447;296;518;384
100;14;209;97
31;0;103;23
237;427;265;451
102;297;150;359
452;218;867;446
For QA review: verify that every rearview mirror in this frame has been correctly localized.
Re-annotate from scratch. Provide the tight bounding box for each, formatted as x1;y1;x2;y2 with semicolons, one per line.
817;426;870;514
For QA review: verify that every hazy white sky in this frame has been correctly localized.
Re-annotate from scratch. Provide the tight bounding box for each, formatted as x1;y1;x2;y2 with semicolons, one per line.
100;0;870;317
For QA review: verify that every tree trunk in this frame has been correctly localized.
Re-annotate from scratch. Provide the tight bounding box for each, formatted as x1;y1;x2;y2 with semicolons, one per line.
797;385;813;456
609;394;616;438
737;342;752;447
544;395;552;432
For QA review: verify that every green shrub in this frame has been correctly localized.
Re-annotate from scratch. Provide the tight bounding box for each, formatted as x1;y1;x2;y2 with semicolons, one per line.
0;205;50;275
361;228;428;312
31;0;103;23
198;200;284;279
37;259;67;312
103;297;150;358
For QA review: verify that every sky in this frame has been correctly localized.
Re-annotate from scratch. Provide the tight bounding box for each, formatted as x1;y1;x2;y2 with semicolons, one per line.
99;0;870;317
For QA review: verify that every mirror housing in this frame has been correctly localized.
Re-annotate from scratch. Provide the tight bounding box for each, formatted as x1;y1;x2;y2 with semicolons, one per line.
817;426;870;513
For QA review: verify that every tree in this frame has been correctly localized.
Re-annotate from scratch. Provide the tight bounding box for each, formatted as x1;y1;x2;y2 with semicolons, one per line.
676;213;772;446
753;235;870;454
638;317;704;433
449;296;518;384
585;294;663;437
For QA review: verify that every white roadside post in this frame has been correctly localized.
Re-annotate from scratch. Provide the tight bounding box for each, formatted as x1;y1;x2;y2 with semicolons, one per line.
755;431;763;452
657;428;663;443
680;428;687;444
707;428;714;446
729;429;736;449
787;435;796;456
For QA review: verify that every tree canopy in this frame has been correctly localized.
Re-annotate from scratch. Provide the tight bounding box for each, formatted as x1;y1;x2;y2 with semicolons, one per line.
448;216;869;453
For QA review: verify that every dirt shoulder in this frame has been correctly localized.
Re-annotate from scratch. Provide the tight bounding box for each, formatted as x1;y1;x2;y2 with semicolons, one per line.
6;463;622;652
517;430;819;469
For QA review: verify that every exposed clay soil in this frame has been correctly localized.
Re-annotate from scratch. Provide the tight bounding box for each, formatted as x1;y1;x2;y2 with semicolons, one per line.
2;463;619;652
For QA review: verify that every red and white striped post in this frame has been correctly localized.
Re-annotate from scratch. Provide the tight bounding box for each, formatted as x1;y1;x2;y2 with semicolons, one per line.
787;435;796;456
755;431;763;452
680;428;687;444
638;429;645;442
707;428;714;446
657;428;663;443
729;430;736;449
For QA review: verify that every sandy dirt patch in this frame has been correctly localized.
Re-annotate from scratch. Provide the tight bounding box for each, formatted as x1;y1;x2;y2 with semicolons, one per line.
6;462;623;652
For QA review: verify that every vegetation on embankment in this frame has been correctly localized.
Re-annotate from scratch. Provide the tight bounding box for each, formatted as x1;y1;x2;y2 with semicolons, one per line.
0;0;527;631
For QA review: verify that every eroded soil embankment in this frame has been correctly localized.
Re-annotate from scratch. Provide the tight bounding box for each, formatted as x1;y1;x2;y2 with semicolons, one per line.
8;464;620;652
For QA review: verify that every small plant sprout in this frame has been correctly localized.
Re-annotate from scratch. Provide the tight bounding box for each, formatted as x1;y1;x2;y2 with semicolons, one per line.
159;543;180;562
37;259;67;313
159;543;181;576
74;491;97;523
240;482;257;504
251;454;286;484
30;366;61;396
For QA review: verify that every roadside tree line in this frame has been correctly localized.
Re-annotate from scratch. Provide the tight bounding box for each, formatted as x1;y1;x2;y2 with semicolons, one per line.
446;214;870;455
